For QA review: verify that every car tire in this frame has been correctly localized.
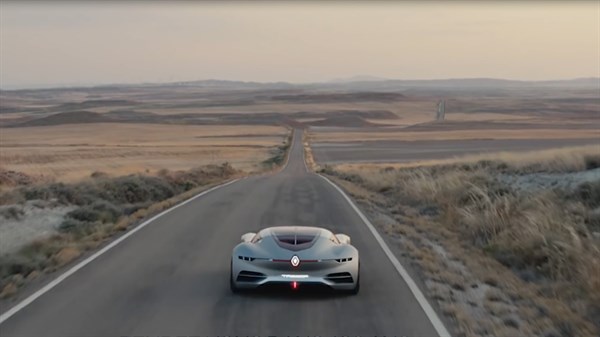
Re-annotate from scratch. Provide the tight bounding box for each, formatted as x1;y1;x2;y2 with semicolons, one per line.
349;273;360;295
346;261;360;295
230;260;240;294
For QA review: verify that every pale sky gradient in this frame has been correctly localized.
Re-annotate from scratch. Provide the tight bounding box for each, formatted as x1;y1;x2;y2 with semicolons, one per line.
1;1;599;89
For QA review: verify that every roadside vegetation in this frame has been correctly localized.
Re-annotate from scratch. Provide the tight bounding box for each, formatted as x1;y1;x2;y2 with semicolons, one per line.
0;163;239;298
303;130;319;171
262;129;293;169
0;128;295;299
320;146;600;337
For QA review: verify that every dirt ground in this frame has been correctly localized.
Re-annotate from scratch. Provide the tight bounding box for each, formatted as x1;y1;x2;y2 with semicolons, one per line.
312;138;599;164
307;88;599;164
323;146;600;337
1;83;598;177
0;124;288;182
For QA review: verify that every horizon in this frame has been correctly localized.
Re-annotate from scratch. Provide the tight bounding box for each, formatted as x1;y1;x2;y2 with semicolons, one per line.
2;75;600;91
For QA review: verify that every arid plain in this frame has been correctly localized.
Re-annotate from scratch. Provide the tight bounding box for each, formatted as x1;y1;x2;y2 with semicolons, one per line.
2;80;598;184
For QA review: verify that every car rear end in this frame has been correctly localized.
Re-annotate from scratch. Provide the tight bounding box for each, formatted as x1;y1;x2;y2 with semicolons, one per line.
231;226;359;292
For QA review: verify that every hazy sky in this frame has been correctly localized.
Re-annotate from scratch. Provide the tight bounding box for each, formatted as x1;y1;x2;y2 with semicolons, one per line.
1;1;598;89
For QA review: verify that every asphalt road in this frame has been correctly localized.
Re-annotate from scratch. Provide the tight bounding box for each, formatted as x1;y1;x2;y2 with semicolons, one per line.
312;138;599;164
0;130;443;336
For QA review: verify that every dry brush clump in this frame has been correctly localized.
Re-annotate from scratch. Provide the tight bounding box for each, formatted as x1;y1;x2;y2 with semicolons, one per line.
0;168;44;192
322;148;600;336
303;130;320;171
0;163;239;298
261;130;293;169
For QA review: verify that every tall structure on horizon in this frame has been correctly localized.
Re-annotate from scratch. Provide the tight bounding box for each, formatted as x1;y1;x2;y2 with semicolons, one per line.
436;100;446;121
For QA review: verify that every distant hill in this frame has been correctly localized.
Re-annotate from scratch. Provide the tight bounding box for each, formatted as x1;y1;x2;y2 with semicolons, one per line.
308;77;600;91
143;79;295;90
270;92;405;103
2;77;597;92
329;75;389;83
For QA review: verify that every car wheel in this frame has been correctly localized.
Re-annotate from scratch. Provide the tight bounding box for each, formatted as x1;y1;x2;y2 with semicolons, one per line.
349;273;360;295
346;261;360;295
230;260;240;294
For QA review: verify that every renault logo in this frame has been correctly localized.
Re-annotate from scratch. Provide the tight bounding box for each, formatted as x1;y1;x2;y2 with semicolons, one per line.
290;255;300;267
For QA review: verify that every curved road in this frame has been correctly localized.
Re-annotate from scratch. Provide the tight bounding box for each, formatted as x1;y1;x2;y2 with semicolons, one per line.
1;130;444;336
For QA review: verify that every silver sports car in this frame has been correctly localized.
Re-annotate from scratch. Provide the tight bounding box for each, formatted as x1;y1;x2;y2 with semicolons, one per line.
230;226;360;294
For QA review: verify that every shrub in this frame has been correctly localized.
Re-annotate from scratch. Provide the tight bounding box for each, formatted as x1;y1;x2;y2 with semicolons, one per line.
64;202;120;224
262;137;291;168
157;168;169;177
0;163;239;299
585;209;600;232
90;171;108;179
90;200;121;223
0;206;24;220
21;182;96;205
584;155;600;170
66;208;102;223
100;175;175;204
324;158;600;335
574;181;600;208
318;165;336;175
122;202;153;215
58;218;90;233
0;255;41;279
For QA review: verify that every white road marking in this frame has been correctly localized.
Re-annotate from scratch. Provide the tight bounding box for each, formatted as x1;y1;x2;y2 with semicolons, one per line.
318;174;452;337
2;130;449;336
0;129;298;324
0;178;241;325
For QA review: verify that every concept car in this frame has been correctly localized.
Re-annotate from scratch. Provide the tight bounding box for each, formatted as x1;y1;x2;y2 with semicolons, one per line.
230;226;360;294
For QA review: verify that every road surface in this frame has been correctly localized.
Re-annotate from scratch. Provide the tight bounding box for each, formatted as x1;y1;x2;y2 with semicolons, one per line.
0;130;443;336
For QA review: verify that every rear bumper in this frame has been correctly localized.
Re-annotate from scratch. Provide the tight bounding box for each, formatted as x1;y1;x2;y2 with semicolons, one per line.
235;274;357;291
231;258;359;291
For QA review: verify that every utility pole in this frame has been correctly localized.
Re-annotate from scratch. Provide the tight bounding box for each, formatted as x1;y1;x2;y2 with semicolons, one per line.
436;100;446;121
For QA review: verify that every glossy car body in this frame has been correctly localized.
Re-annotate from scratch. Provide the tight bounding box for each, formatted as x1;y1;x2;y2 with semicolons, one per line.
230;226;360;294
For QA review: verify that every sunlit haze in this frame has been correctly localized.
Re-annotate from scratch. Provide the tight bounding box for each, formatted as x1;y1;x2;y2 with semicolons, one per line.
1;1;598;89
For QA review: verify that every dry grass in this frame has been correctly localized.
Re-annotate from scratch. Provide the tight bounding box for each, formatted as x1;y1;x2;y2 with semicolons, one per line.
0;122;294;299
0;124;287;145
0;123;288;182
0;124;295;298
335;144;600;174
303;129;320;172
323;146;600;336
0;163;242;298
261;129;293;170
